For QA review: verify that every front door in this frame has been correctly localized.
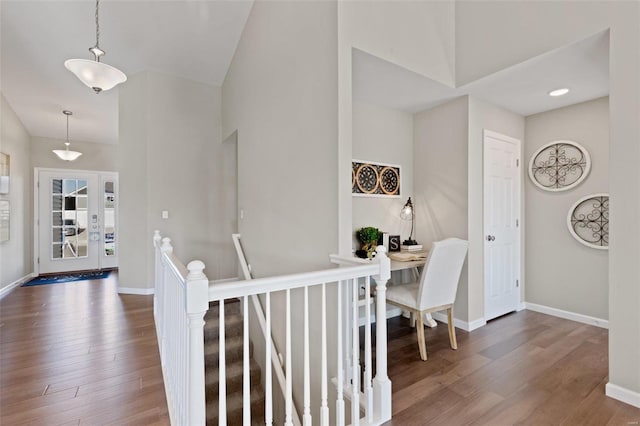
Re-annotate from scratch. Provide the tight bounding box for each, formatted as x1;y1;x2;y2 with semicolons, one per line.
36;169;117;274
483;130;521;321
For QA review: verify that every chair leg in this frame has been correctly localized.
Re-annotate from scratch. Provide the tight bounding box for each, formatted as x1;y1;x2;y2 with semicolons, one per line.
447;307;457;350
410;311;416;328
416;311;427;361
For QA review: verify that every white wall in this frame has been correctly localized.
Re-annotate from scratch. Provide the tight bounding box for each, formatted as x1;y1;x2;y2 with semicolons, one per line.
337;1;456;254
0;92;32;291
352;101;413;248
456;0;640;404
468;96;525;323
118;71;228;291
222;1;339;421
525;97;609;320
31;136;117;171
413;96;469;319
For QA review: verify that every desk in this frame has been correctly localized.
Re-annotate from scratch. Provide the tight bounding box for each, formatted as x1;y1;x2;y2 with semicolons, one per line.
388;250;429;272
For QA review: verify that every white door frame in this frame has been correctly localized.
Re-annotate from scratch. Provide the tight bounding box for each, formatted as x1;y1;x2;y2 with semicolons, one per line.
483;130;523;320
33;167;119;275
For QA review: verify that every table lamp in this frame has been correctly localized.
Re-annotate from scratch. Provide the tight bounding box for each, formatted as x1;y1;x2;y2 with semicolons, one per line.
400;197;418;245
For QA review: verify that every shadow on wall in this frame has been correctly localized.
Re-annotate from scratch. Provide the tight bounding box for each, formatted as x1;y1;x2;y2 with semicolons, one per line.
414;173;467;245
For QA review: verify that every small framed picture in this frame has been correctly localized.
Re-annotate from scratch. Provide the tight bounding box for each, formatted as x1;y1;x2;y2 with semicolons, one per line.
389;235;401;252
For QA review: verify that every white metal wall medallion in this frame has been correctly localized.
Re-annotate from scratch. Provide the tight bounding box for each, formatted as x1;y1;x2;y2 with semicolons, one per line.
567;193;609;250
528;140;591;191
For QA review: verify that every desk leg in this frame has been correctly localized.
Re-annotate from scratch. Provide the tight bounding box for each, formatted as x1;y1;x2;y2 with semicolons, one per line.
424;313;437;328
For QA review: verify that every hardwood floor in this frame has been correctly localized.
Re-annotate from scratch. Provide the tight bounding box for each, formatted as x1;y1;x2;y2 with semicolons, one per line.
385;311;640;425
0;273;170;425
2;275;639;425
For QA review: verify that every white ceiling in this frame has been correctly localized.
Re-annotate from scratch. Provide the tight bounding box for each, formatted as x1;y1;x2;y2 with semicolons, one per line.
2;5;608;146
1;1;253;144
354;30;609;117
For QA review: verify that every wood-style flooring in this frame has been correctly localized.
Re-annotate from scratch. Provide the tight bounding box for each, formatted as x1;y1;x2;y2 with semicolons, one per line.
0;273;170;425
2;274;639;425
385;311;640;425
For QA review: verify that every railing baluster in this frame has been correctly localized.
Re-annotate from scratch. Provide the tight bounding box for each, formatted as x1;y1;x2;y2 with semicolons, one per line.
243;295;250;426
364;275;373;420
219;299;227;426
265;292;273;426
336;280;345;426
303;287;312;425
351;278;360;426
285;289;293;426
320;283;329;426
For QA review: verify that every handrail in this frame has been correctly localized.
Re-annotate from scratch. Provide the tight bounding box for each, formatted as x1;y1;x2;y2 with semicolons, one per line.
209;263;379;301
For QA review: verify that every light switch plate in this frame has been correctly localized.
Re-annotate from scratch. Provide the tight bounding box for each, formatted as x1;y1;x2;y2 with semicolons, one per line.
162;210;169;219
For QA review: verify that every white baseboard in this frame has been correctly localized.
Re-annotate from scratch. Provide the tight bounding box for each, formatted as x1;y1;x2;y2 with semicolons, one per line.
117;286;154;295
0;273;36;300
431;312;486;332
606;382;640;408
524;302;608;329
517;301;526;312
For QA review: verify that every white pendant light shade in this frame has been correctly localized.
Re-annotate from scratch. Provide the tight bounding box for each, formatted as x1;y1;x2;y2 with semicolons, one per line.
53;111;82;161
53;146;83;161
65;59;127;94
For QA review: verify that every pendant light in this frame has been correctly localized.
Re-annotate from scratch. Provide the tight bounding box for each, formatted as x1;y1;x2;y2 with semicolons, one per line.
53;111;83;162
64;0;127;94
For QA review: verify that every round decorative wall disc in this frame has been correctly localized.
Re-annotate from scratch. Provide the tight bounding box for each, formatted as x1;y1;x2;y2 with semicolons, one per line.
529;140;591;191
567;193;609;250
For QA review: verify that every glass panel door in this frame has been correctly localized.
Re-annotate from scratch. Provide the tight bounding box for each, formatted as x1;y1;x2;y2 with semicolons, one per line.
101;174;118;269
38;171;99;274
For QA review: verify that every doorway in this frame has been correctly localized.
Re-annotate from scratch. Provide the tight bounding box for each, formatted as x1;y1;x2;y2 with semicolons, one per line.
34;168;119;275
483;130;522;321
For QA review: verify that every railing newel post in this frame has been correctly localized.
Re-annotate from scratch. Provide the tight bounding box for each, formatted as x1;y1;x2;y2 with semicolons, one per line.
186;260;208;426
372;245;392;423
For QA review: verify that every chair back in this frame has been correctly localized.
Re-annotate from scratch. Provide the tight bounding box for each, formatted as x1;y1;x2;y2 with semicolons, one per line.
417;238;468;311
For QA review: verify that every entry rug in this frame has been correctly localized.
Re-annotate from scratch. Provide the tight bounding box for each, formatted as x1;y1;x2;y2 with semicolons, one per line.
22;270;111;286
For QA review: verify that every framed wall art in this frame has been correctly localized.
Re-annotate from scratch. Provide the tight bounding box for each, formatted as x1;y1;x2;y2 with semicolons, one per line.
352;159;401;197
0;152;9;194
528;140;591;192
567;193;608;250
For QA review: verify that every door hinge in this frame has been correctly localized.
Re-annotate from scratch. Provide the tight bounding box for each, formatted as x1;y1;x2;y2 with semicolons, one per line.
37;257;40;264
516;159;520;167
516;279;519;288
516;219;519;227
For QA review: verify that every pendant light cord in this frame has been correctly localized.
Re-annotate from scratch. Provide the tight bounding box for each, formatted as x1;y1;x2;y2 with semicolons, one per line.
95;0;100;50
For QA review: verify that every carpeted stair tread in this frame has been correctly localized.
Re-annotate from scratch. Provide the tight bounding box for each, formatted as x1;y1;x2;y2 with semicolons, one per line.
205;335;252;366
206;299;242;317
204;299;265;426
205;358;261;399
206;386;265;426
204;312;244;341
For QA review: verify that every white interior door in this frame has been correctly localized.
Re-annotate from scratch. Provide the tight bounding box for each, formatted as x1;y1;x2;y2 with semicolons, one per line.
483;130;521;321
36;169;118;274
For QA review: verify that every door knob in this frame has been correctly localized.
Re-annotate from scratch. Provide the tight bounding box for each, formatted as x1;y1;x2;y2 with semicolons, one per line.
486;235;495;241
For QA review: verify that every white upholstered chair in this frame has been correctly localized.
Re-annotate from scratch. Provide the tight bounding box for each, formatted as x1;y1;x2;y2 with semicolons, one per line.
385;238;469;361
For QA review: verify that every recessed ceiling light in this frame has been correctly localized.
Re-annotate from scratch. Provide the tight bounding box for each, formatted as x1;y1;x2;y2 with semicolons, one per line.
549;88;570;97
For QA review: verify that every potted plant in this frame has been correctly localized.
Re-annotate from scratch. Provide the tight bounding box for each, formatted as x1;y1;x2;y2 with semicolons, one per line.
356;227;380;259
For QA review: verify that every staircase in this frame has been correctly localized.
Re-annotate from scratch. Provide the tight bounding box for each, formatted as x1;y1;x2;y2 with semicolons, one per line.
204;300;265;425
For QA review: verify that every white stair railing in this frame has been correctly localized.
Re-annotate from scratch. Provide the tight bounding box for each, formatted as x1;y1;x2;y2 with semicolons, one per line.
231;234;302;426
153;231;208;426
154;230;393;425
210;246;392;426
